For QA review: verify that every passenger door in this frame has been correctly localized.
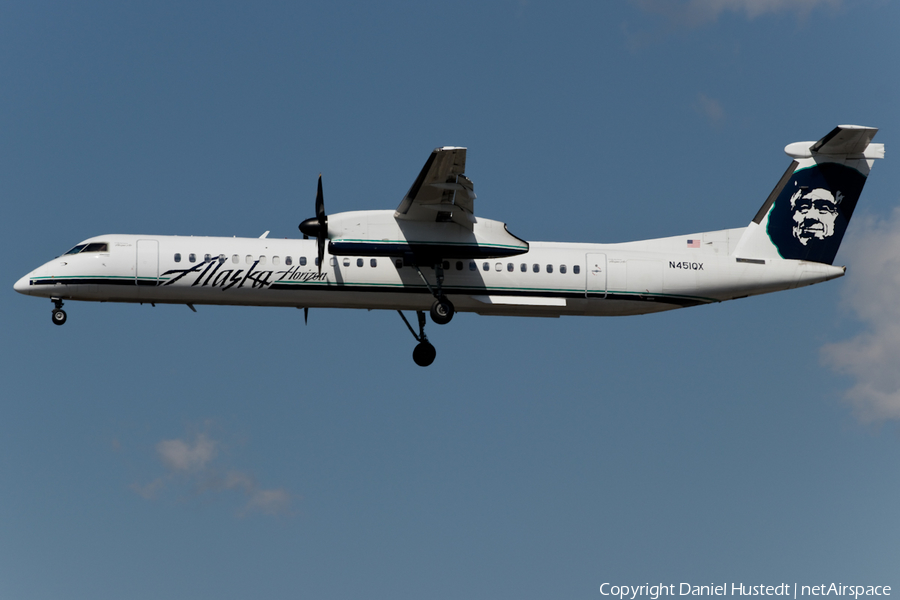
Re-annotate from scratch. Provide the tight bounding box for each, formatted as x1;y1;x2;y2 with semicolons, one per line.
585;253;606;297
136;239;158;289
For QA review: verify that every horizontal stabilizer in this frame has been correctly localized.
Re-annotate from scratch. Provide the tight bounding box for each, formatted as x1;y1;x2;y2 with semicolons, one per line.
785;125;883;159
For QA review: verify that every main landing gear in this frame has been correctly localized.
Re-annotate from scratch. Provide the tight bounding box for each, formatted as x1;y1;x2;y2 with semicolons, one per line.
413;262;455;325
398;311;437;367
397;260;457;366
430;295;454;325
51;298;67;326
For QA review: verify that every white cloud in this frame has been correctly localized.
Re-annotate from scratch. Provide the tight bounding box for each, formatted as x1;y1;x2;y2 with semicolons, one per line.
822;209;900;422
245;489;292;516
695;93;725;125
130;477;166;500
157;433;217;472
197;468;294;515
633;0;841;26
131;430;294;516
222;470;255;492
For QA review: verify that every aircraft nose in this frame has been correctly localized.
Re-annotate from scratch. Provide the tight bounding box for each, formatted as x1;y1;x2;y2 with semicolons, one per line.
14;274;32;295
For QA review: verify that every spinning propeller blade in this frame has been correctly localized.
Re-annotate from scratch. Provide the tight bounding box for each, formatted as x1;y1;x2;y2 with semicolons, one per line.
315;174;325;224
299;174;328;274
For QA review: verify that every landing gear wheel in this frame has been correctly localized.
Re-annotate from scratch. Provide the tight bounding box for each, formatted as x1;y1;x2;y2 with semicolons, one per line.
430;296;454;325
398;310;437;367
52;309;67;326
412;341;436;367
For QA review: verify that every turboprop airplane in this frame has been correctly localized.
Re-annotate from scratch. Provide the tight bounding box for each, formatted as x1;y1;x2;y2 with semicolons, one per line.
14;125;884;366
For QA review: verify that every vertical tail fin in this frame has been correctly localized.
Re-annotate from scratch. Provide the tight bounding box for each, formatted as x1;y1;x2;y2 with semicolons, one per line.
734;125;884;265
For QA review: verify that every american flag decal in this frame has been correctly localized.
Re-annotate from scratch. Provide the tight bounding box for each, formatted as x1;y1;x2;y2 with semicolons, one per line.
687;239;700;248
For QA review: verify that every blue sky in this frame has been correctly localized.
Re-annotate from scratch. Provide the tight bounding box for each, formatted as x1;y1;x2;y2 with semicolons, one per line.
2;1;899;598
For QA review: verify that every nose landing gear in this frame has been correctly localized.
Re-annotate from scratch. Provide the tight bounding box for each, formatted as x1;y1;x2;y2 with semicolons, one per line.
51;298;67;326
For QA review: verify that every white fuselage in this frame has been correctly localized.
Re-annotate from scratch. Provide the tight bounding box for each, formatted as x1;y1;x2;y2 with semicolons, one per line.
13;226;845;318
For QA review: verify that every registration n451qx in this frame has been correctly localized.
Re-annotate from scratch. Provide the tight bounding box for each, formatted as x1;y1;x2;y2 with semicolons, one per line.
14;125;884;366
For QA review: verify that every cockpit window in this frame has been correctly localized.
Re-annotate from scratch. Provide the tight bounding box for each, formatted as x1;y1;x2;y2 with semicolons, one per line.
63;242;108;255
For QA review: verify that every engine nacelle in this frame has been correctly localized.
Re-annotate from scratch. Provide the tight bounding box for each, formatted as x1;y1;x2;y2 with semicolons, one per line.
327;210;528;260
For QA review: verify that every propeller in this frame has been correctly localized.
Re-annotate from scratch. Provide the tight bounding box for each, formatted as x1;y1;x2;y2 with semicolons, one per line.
299;174;327;275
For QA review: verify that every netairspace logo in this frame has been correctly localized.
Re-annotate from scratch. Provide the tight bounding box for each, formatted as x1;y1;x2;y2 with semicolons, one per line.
599;584;892;600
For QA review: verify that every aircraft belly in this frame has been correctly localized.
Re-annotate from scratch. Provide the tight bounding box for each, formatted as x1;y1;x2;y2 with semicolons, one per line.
22;281;99;301
121;283;436;311
689;259;843;301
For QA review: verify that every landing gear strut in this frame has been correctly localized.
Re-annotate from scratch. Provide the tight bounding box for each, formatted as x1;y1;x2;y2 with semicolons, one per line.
398;310;436;367
51;298;67;326
413;262;455;325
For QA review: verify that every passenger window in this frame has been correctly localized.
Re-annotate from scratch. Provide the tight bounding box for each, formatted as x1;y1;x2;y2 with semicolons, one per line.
232;254;239;264
246;255;253;264
573;265;580;274
189;253;196;263
560;264;567;274
259;255;266;265
285;256;292;265
218;254;226;264
456;261;463;271
316;257;321;267
300;257;307;266
547;264;553;273
442;261;450;270
204;253;211;261
395;259;403;268
495;262;502;271
533;264;539;273
469;261;477;271
273;256;280;265
357;258;363;267
507;263;514;272
482;262;489;272
174;253;181;263
342;258;350;267
520;263;527;272
370;258;377;267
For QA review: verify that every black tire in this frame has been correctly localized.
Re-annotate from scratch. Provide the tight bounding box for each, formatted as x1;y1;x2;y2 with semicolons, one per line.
52;309;67;326
429;296;454;325
412;341;436;367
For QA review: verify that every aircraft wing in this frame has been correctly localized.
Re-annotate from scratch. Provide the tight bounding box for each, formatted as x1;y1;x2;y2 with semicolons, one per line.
394;147;476;230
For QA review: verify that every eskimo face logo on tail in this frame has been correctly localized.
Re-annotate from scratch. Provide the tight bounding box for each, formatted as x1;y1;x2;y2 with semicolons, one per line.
790;187;841;245
767;162;866;265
